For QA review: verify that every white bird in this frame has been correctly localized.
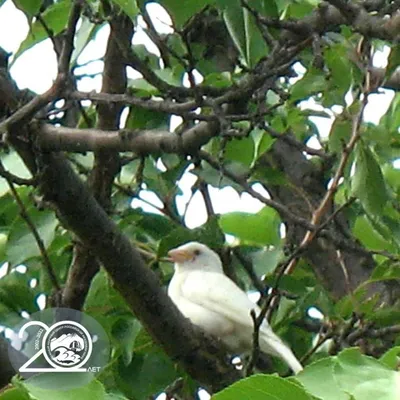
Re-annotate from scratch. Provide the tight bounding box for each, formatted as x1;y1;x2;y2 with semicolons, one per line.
167;241;303;374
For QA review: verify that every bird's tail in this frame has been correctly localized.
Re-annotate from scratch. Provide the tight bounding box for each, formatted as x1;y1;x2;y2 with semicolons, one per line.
259;328;303;374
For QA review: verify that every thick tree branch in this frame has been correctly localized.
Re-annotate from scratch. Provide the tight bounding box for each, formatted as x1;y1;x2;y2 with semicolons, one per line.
61;11;134;310
36;121;220;154
34;150;240;391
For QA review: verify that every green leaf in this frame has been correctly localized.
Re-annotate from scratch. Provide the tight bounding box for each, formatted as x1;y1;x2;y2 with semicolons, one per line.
105;394;129;400
110;0;139;19
112;317;142;365
251;246;283;276
260;0;279;17
263;274;312;298
334;348;400;400
352;216;393;252
156;67;184;86
285;1;315;18
296;357;348;400
71;18;102;66
212;374;312;400
324;44;352;105
202;72;232;88
132;44;160;70
251;128;275;159
222;1;247;62
23;376;106;400
84;269;132;327
371;260;400;282
160;0;214;28
328;117;351;154
0;387;30;400
386;45;400;78
243;7;268;68
352;143;388;215
368;306;400;326
158;216;225;256
192;161;244;191
383;165;400;192
125;105;168;130
219;207;281;245
224;136;255;167
13;0;72;62
380;92;400;134
221;0;268;67
0;271;39;315
0;152;32;197
128;77;158;95
290;67;326;102
12;0;41;17
379;346;400;369
116;351;179;400
6;209;58;265
120;210;174;241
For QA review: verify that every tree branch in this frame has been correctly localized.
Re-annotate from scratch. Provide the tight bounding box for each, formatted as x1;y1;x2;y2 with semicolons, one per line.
36;121;220;155
35;150;240;391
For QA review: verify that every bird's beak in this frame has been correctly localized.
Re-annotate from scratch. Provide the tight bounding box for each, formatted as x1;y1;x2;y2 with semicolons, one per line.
168;249;192;263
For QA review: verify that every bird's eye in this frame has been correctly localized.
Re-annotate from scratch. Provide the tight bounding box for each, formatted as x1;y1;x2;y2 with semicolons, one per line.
193;249;201;256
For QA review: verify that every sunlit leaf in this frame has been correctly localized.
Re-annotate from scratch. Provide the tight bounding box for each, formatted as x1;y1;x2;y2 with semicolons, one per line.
6;209;58;265
219;207;281;245
213;374;312;400
290;67;326;102
13;0;72;62
335;348;400;400
12;0;41;18
160;0;214;27
110;0;139;20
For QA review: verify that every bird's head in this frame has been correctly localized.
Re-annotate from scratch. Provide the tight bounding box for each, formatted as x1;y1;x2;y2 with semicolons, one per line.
168;242;223;272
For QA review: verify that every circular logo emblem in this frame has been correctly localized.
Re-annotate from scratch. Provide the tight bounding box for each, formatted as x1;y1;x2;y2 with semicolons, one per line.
43;321;92;369
7;308;110;389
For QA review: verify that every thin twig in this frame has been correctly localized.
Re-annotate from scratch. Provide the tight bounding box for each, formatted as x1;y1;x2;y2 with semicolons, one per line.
261;123;329;158
246;309;261;376
198;180;215;219
0;160;60;293
347;324;400;344
233;248;265;294
199;150;315;230
200;150;371;257
265;68;372;320
58;0;83;75
241;0;277;48
0;162;36;186
300;329;334;363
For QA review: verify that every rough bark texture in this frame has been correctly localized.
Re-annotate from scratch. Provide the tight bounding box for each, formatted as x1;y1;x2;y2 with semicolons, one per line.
266;139;380;299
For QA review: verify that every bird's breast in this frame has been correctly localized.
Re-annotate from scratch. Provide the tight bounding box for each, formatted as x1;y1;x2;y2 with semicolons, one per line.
168;273;235;338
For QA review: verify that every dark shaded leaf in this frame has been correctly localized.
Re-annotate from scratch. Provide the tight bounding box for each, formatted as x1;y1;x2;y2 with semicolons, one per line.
352;143;388;215
158;216;224;256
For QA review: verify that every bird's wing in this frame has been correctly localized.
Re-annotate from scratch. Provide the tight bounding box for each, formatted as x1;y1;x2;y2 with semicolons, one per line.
181;270;263;327
181;270;303;373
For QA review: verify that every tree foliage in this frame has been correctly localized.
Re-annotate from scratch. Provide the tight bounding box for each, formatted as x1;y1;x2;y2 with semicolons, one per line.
0;0;400;398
